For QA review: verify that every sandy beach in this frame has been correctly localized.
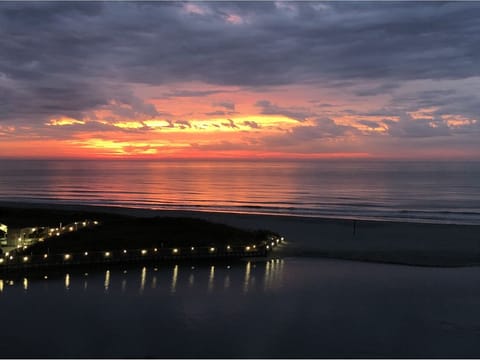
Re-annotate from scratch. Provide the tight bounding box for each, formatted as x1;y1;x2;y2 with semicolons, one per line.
1;201;479;267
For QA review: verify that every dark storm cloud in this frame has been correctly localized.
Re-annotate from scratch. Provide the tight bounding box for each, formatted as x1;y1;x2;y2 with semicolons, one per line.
2;1;480;126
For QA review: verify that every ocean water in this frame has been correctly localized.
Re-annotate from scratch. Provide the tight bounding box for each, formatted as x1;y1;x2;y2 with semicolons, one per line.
2;160;480;358
0;159;479;224
2;259;480;358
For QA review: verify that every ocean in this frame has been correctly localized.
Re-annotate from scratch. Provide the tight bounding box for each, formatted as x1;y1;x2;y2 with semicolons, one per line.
1;159;479;224
2;159;480;358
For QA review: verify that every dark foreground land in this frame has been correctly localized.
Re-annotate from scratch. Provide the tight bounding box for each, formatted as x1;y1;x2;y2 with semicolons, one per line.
2;202;480;267
0;206;278;270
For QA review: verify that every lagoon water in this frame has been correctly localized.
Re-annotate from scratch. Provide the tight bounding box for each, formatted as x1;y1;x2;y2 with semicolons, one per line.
1;159;480;224
2;259;480;358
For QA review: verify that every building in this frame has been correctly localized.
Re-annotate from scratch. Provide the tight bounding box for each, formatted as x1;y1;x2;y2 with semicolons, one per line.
6;227;43;248
0;223;7;246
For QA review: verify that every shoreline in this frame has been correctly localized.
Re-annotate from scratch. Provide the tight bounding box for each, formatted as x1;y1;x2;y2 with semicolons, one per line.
1;199;479;226
1;199;479;227
2;201;480;267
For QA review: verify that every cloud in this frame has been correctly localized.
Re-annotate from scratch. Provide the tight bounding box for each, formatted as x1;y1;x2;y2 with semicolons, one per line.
205;110;236;117
357;120;381;129
221;119;238;129
255;100;313;122
104;93;160;120
161;89;228;98
264;118;357;147
175;120;192;129
243;120;261;129
383;114;451;138
1;2;480;156
354;83;400;97
213;101;235;111
3;2;479;103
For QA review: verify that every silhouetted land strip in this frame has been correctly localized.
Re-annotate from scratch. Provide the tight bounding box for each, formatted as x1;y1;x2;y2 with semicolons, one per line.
0;206;280;271
2;203;480;267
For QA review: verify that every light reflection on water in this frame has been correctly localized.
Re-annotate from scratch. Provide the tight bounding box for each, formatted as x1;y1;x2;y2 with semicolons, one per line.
2;258;480;358
140;266;147;293
0;259;285;295
65;273;70;290
104;270;110;292
208;265;215;292
2;159;479;224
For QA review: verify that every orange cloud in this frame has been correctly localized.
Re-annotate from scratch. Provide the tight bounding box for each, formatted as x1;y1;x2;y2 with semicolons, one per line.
47;117;85;126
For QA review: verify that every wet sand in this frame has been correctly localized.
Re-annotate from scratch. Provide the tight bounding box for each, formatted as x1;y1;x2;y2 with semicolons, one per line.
1;201;480;266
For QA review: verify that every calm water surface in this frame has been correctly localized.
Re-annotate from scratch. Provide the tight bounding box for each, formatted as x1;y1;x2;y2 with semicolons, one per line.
1;159;479;224
2;258;480;358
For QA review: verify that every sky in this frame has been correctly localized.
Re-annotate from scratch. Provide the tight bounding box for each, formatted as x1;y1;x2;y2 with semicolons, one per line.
1;1;479;159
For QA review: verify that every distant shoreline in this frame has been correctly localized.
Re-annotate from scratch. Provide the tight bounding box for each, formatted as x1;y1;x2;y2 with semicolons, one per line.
0;199;478;226
1;201;480;268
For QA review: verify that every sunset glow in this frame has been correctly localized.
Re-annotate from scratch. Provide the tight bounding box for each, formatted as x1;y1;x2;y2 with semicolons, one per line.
1;2;479;159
